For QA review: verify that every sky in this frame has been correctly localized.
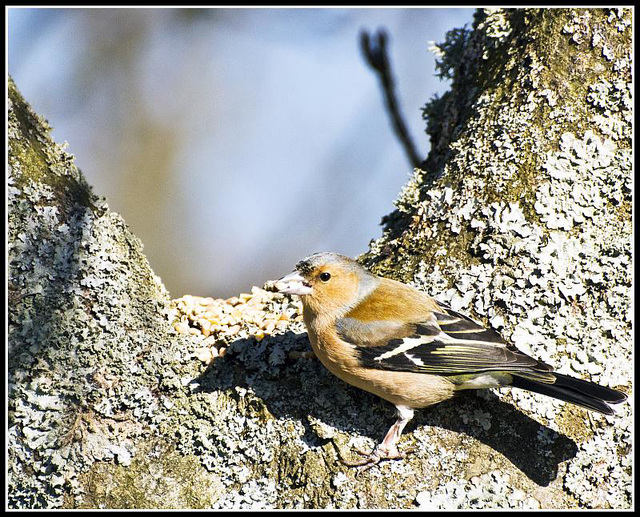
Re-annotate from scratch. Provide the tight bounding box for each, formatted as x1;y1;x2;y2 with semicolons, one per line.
7;7;476;298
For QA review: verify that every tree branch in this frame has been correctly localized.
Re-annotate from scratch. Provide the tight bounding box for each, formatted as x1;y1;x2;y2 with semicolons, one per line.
361;28;423;169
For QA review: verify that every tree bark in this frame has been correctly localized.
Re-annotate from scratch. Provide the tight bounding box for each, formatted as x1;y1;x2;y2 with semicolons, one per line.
8;7;631;509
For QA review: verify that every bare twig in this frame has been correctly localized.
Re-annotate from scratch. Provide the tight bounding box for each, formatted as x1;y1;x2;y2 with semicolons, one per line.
360;28;423;169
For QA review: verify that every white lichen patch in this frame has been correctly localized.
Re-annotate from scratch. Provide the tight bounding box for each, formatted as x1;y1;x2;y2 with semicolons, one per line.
213;478;279;509
564;418;633;508
416;470;541;509
587;79;632;141
535;131;618;230
480;9;514;58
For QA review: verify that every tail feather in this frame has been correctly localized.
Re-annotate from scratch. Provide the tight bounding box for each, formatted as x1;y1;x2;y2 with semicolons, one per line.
511;373;627;415
553;373;628;403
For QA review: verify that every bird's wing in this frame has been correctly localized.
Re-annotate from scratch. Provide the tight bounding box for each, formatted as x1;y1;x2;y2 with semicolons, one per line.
337;302;553;380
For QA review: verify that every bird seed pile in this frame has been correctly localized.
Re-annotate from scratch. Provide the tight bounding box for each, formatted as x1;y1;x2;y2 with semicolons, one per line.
169;286;306;364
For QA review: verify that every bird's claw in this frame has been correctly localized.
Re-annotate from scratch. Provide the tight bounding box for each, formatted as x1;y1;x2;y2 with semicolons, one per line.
341;447;382;470
341;444;413;470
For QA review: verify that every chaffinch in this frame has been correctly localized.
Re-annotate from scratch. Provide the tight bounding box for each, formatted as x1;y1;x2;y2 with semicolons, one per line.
271;252;627;468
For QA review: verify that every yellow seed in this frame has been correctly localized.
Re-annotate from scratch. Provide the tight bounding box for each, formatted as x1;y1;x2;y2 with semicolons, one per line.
226;325;241;336
246;295;262;306
204;307;222;318
196;347;214;363
174;322;190;334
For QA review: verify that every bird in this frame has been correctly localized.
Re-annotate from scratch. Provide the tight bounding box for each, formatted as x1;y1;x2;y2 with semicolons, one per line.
270;252;628;468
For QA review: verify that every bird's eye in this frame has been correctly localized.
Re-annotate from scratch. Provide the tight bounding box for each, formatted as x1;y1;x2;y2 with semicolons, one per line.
319;272;331;282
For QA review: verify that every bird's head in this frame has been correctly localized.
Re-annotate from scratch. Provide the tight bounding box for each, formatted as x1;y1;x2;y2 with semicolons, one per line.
271;252;377;316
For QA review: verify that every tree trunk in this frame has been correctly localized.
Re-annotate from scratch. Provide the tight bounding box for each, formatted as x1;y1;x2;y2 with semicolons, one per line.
8;7;631;509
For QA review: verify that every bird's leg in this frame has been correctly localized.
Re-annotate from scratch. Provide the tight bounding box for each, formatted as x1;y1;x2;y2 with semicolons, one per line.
343;405;415;469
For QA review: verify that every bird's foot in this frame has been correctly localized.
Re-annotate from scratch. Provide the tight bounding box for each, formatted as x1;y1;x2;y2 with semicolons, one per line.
341;443;414;470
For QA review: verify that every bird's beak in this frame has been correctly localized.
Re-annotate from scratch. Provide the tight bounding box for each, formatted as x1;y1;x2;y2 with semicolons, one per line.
272;271;313;296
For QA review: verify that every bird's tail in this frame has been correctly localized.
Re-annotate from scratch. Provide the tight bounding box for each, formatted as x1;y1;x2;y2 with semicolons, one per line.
511;373;627;415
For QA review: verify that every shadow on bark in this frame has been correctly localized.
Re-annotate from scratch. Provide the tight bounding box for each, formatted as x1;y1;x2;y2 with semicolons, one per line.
194;330;577;487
